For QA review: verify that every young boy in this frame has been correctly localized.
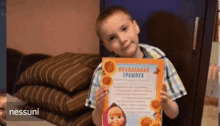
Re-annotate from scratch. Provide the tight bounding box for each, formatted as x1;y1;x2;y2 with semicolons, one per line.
85;6;187;126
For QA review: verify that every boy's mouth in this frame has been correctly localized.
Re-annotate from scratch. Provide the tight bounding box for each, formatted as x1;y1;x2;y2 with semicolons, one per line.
122;42;132;50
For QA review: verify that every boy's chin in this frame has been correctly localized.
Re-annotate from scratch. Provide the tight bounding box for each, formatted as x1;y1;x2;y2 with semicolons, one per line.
118;52;136;58
122;50;138;58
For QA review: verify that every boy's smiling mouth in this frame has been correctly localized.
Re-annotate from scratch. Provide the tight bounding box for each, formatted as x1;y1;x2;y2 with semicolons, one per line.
122;42;132;50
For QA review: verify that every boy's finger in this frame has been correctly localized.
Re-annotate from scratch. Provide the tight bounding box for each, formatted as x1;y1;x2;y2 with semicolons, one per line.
100;95;107;103
97;87;108;94
95;88;101;95
98;91;108;100
162;83;167;92
160;91;169;97
96;91;108;102
160;96;168;102
161;95;170;101
160;91;172;100
102;85;109;90
97;96;107;108
160;94;167;99
102;85;108;88
96;87;107;96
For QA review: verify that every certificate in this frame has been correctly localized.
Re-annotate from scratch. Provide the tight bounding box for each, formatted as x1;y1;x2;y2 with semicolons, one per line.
101;58;164;126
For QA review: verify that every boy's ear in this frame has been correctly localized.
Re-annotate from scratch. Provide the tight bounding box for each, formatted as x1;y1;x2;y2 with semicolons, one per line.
133;20;140;34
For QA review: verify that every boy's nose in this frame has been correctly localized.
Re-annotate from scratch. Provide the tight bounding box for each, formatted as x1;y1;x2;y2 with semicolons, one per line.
118;34;127;44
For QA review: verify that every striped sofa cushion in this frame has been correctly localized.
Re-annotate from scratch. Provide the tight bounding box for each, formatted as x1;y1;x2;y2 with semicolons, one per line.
18;104;95;126
15;85;89;115
17;53;100;93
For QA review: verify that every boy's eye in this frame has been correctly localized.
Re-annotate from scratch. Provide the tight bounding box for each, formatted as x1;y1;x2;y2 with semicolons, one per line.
123;27;127;31
109;36;115;41
122;26;128;31
118;115;121;119
111;117;114;120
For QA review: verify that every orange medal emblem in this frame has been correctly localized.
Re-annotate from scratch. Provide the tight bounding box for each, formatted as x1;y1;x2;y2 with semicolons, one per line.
103;59;117;76
139;116;153;126
150;100;161;111
102;76;113;87
105;61;114;73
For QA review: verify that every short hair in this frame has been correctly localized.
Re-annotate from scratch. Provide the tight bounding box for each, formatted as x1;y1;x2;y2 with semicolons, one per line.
96;6;133;42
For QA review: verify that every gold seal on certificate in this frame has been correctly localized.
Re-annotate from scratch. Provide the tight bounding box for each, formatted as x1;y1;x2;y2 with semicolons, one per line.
101;58;164;126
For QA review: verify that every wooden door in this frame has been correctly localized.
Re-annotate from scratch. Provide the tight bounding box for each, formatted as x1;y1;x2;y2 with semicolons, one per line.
99;0;217;126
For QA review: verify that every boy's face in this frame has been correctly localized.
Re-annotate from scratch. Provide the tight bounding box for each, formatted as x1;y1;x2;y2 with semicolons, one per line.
99;12;140;58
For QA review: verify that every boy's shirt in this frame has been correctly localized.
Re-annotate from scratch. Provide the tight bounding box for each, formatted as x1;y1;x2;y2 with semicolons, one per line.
85;44;187;109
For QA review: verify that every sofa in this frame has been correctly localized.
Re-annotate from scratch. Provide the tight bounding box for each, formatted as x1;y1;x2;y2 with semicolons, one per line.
7;48;100;126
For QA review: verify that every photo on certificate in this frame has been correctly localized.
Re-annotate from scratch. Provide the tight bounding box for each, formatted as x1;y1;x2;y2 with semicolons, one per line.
101;58;164;126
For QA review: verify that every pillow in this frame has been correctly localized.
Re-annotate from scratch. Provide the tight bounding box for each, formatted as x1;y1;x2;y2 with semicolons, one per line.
17;53;100;93
18;104;95;126
15;85;89;115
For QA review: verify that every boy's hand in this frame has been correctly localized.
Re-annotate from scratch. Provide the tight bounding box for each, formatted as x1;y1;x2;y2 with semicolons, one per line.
95;85;109;111
160;83;171;104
